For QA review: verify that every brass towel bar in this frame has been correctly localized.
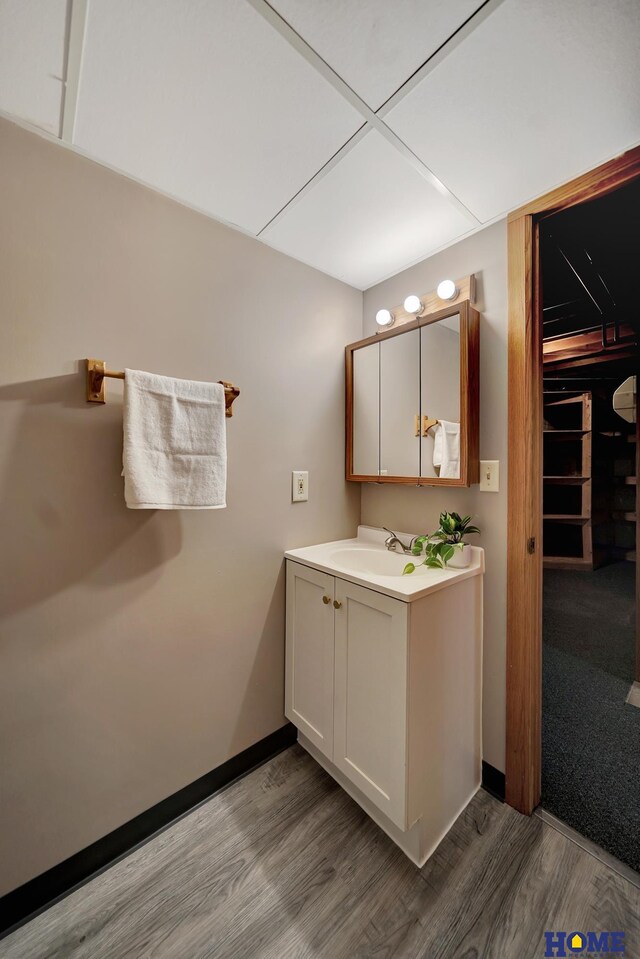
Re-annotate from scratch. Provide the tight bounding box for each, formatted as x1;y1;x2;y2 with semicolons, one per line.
414;414;440;437
85;359;240;416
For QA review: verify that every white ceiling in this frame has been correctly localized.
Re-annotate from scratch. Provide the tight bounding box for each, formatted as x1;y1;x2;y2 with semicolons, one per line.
73;0;363;235
268;0;483;111
263;129;472;289
385;0;640;223
1;0;639;289
0;0;68;136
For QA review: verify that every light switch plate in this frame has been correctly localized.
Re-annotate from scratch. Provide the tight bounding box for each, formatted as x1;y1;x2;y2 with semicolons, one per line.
480;460;499;492
292;470;309;502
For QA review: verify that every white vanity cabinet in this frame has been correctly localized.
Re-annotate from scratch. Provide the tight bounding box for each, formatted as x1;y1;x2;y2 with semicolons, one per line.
285;541;483;867
286;563;409;827
285;563;335;760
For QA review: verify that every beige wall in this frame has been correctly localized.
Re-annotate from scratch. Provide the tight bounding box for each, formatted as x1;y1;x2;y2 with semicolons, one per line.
361;221;508;772
0;114;509;897
0;118;362;895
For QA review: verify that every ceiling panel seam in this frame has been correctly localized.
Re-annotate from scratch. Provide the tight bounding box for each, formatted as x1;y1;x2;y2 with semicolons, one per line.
245;0;375;118
258;123;369;235
60;0;88;142
369;122;478;221
246;0;481;227
376;0;508;118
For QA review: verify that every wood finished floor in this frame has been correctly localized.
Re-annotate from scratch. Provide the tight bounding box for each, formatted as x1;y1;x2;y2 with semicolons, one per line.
3;744;640;959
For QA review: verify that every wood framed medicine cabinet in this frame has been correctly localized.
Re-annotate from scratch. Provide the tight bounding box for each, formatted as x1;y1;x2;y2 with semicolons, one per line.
345;300;480;487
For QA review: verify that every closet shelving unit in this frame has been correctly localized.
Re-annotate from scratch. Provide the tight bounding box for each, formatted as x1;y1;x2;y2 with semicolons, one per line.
543;391;601;569
604;421;637;563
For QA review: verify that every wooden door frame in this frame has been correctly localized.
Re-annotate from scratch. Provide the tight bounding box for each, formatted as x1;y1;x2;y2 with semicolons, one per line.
505;144;640;814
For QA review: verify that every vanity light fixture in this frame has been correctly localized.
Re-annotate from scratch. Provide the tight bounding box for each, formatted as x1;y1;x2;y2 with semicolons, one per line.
403;294;425;316
375;308;395;329
436;279;458;301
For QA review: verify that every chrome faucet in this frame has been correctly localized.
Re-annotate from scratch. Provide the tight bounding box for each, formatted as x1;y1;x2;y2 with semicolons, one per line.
383;527;417;554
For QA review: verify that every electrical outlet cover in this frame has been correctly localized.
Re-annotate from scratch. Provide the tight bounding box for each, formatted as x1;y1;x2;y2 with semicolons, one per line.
292;470;309;502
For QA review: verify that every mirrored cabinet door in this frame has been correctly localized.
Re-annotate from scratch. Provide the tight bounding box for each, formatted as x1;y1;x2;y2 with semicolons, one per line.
380;328;420;478
420;314;461;480
352;341;379;476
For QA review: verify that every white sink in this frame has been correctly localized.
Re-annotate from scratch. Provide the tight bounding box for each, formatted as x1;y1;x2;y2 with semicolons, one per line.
285;526;484;603
327;546;427;578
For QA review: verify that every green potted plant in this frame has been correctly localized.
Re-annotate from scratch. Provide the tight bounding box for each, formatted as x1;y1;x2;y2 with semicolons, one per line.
403;512;480;575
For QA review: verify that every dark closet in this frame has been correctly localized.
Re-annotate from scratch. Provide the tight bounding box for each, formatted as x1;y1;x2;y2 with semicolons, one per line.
540;178;640;871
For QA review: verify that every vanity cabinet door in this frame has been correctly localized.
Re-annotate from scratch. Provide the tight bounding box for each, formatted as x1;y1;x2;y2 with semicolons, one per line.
285;562;335;760
333;579;408;829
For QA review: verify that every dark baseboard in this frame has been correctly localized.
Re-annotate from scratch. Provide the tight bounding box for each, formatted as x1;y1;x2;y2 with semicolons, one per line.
481;760;506;802
0;722;297;940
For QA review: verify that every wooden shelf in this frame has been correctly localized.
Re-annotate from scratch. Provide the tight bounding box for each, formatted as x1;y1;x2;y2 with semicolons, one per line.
543;514;589;521
543;556;594;570
604;410;637;564
544;395;584;406
543;392;594;568
543;387;637;570
543;475;590;483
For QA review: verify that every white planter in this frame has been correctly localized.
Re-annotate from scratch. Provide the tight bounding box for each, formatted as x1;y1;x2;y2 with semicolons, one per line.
447;543;472;568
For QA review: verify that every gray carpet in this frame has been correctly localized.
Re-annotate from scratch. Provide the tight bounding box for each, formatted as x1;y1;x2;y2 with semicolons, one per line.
542;562;640;872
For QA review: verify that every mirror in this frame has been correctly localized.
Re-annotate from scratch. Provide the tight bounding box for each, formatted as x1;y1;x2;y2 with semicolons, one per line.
346;301;479;486
352;342;379;476
380;328;420;477
420;314;460;479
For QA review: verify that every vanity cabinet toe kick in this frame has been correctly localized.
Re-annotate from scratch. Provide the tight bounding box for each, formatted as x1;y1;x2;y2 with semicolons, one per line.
284;557;483;867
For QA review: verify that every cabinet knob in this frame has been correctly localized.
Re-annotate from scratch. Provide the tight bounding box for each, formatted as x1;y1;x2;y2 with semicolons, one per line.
322;595;331;604
333;600;342;609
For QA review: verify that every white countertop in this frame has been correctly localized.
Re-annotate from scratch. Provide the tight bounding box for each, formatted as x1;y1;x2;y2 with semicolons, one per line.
285;526;484;603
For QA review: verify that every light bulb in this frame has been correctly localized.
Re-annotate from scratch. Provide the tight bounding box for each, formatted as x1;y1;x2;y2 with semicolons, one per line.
403;294;424;315
375;308;395;328
437;279;458;301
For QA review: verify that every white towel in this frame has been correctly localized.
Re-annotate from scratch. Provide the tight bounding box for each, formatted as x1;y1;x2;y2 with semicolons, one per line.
123;369;227;509
432;420;460;479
